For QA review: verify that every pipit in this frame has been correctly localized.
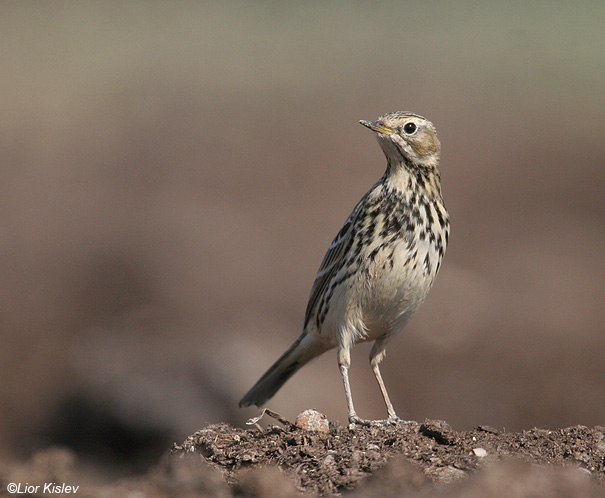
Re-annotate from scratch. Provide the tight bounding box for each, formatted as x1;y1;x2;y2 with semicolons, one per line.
240;111;449;425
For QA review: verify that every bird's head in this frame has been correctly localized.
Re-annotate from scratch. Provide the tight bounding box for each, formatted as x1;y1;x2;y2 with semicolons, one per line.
360;111;440;169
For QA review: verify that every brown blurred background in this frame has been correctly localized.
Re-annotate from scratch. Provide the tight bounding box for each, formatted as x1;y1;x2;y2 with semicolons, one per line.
0;1;603;476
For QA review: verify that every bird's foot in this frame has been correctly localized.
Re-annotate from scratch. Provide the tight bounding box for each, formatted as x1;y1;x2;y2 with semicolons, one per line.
348;415;411;429
347;415;368;428
385;415;403;425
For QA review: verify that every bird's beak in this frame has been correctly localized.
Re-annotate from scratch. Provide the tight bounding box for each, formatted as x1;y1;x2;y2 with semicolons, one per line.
359;120;394;135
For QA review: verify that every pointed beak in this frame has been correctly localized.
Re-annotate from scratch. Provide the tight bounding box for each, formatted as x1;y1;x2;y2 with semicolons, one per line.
359;120;394;135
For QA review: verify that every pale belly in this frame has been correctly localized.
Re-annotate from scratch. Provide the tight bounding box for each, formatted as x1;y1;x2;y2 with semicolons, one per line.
318;238;441;345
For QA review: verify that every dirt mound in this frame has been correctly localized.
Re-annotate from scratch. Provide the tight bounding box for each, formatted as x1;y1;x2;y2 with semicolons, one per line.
2;416;604;497
170;417;604;496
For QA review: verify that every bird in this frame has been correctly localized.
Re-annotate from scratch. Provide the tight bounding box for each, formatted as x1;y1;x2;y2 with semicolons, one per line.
239;111;449;426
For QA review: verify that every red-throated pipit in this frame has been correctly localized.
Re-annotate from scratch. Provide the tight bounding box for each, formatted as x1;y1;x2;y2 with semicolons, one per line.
240;112;450;426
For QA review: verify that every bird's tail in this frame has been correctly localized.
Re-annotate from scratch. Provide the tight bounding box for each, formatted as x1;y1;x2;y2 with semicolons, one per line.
239;333;330;407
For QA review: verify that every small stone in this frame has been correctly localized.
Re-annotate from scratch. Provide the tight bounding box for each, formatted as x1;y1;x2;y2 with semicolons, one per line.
321;454;336;468
472;447;487;457
295;409;330;433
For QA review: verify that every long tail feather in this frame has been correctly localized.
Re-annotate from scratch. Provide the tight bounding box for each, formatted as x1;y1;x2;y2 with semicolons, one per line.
239;333;329;407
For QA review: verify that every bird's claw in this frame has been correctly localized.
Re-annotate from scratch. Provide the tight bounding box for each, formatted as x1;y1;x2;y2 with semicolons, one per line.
348;415;409;429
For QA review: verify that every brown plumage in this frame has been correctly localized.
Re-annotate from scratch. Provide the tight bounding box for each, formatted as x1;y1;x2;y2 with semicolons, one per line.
240;111;449;426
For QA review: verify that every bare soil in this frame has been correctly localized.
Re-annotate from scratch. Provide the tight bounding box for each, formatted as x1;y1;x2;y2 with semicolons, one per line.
3;415;604;497
170;418;605;497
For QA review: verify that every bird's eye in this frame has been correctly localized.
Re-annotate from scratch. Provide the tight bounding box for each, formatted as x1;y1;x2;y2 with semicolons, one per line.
403;122;417;135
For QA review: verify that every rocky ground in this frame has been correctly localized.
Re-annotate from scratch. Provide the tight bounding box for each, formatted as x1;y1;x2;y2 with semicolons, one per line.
2;411;604;497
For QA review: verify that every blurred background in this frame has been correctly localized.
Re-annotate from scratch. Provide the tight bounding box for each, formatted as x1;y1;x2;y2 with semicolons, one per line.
0;1;602;478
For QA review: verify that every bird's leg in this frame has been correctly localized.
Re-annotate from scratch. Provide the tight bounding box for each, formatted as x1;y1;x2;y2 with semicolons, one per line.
370;340;403;425
371;362;401;423
338;346;364;426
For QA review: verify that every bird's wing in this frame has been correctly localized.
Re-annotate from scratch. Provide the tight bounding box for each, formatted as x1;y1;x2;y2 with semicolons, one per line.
303;213;356;330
